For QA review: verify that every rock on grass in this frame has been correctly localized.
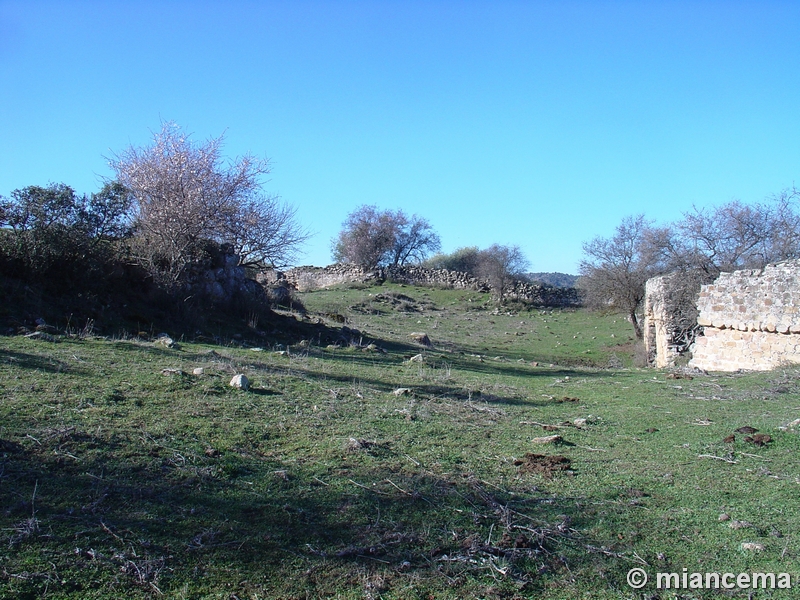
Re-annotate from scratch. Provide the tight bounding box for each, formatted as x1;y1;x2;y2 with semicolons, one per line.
229;374;250;390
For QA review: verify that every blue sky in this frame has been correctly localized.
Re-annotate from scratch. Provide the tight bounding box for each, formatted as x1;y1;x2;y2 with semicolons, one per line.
2;1;799;273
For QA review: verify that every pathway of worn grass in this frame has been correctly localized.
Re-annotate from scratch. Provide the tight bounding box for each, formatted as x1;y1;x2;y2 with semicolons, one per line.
1;284;798;598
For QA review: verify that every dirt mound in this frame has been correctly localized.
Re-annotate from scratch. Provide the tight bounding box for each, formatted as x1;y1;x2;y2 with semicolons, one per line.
514;453;572;477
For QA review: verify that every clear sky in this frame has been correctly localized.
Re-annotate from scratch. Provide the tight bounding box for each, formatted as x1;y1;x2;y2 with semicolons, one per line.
2;1;799;274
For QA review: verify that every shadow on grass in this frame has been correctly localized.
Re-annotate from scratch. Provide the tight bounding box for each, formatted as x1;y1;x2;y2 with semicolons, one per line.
0;349;86;375
0;429;623;599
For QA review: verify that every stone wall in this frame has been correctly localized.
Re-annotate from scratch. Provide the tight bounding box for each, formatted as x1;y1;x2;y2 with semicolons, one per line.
270;264;381;292
184;248;266;304
689;261;800;371
644;273;684;368
263;264;581;307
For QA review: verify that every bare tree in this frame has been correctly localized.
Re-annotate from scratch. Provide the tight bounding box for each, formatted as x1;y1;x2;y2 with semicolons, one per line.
332;205;398;270
390;213;441;266
767;186;800;263
332;206;440;269
109;122;307;289
476;244;530;304
224;197;308;268
579;190;800;341
677;201;775;276
578;215;656;339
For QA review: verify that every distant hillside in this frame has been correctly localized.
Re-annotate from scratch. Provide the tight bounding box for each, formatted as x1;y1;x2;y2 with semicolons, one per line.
525;272;579;288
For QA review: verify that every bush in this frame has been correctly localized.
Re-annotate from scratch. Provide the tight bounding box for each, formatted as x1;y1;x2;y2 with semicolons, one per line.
0;182;130;289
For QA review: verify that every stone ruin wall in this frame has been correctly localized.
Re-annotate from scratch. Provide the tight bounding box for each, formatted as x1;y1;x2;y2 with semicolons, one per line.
689;261;800;371
262;264;379;292
644;273;685;368
261;264;581;307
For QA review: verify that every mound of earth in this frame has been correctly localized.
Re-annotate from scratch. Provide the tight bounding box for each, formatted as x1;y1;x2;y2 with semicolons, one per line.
514;453;572;477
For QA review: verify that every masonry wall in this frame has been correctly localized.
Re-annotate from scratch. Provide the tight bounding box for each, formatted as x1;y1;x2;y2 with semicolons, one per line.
690;261;800;371
644;274;683;368
262;264;581;307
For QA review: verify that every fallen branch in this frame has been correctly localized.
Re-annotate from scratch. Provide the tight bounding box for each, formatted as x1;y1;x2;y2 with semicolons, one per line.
737;452;772;461
348;479;391;496
577;445;607;452
519;421;565;429
384;479;412;496
697;454;738;464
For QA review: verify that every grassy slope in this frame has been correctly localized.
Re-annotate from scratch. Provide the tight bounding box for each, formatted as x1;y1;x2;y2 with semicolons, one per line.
1;282;798;599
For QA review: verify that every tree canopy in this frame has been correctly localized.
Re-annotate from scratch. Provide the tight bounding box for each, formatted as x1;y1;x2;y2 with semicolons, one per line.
332;205;440;269
109;122;307;289
579;188;800;339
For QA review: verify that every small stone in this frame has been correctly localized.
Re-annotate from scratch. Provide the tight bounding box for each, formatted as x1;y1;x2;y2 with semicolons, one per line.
409;332;432;346
192;367;204;376
718;513;731;522
155;334;178;349
729;520;753;530
24;331;57;342
161;368;185;376
532;435;563;445
408;354;424;363
229;374;250;390
393;388;412;396
740;542;765;552
573;418;587;427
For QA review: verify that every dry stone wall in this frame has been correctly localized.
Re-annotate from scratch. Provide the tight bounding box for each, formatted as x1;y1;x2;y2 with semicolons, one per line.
262;264;580;307
268;264;381;292
184;248;265;304
689;261;800;371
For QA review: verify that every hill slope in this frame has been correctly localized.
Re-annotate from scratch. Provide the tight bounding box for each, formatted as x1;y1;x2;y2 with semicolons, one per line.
1;282;797;599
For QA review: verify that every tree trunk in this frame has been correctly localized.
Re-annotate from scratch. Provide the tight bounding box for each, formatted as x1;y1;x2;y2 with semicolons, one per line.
628;311;644;340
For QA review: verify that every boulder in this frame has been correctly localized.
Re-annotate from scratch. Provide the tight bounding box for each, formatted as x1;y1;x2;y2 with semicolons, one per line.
409;332;432;346
229;374;250;390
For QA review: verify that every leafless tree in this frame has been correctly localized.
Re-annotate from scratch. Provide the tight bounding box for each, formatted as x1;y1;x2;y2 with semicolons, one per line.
677;201;776;276
579;189;800;341
332;205;397;270
578;215;656;339
109;122;307;290
476;244;530;304
390;213;441;266
223;197;308;268
332;205;440;269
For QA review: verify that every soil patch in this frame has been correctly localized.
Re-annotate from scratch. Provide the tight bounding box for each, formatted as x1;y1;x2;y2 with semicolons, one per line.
514;453;572;477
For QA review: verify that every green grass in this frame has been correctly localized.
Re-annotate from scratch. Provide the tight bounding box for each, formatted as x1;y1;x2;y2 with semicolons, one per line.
1;282;799;598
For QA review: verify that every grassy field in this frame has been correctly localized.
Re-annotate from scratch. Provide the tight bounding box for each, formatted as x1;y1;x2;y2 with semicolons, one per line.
1;282;798;599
